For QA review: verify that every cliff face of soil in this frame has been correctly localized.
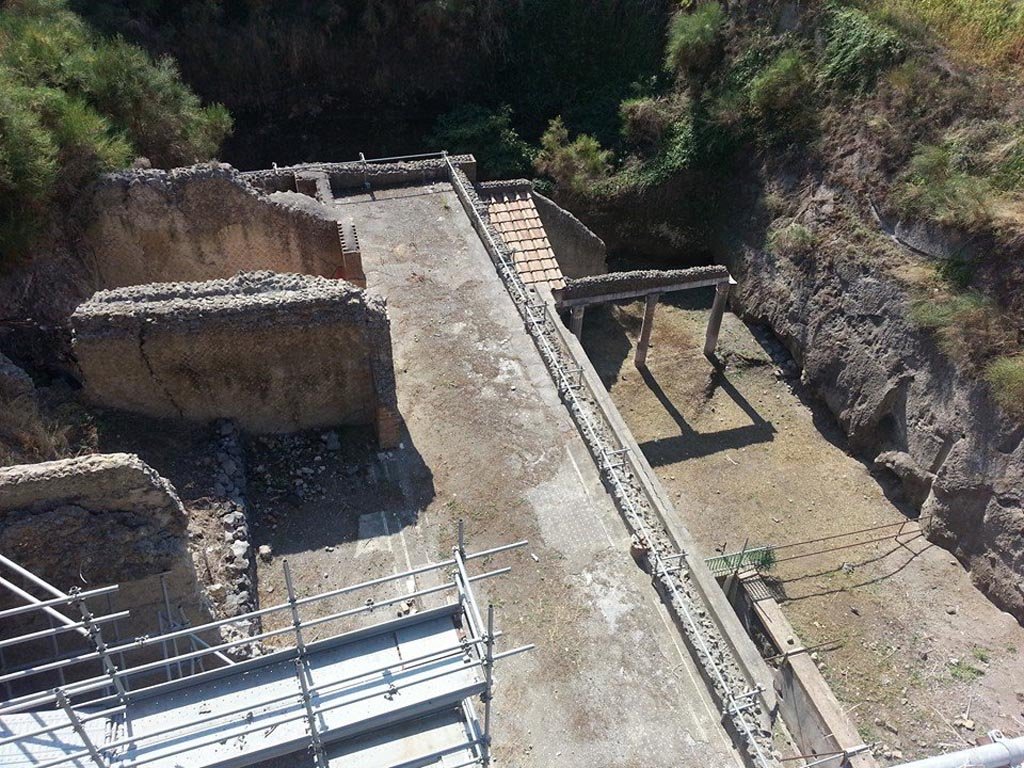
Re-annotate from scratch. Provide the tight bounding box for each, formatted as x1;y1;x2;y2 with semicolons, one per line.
727;208;1024;621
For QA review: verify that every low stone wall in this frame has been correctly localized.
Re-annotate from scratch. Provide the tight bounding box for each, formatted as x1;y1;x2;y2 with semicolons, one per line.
532;191;608;278
729;572;877;768
71;272;400;446
242;155;477;194
0;454;209;644
81;164;354;288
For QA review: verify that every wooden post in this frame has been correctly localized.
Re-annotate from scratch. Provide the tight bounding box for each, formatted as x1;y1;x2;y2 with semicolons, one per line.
704;279;733;359
634;293;660;369
570;306;585;339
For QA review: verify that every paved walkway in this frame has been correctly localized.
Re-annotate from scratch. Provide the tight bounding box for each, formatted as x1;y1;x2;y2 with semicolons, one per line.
326;183;742;767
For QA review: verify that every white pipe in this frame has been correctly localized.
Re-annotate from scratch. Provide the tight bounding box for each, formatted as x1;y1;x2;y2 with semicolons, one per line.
890;735;1024;768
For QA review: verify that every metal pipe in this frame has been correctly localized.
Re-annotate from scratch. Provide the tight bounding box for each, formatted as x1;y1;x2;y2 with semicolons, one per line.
889;736;1024;768
0;581;118;620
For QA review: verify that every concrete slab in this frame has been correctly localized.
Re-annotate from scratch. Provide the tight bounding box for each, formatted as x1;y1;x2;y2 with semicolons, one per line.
314;182;743;767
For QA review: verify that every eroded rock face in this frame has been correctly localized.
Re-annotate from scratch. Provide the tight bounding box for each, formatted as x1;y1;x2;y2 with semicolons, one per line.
731;243;1024;621
0;453;188;589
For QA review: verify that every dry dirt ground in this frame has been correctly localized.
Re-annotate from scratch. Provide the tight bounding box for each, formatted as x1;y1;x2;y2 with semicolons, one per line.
244;183;745;768
578;290;1024;764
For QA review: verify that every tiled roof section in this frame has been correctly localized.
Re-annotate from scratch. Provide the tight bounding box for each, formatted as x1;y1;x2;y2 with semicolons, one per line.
483;189;565;292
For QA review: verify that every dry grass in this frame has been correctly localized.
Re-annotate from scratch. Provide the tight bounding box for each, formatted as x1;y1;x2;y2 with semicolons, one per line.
0;395;68;467
870;0;1024;68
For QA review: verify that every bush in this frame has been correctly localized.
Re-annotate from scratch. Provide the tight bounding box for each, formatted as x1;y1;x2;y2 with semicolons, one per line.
746;49;816;143
664;2;726;76
820;6;906;92
431;104;534;180
894;144;994;229
534;117;612;196
0;0;231;262
986;356;1024;417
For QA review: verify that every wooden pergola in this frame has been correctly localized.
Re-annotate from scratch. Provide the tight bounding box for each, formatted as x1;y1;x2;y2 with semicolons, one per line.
551;266;736;368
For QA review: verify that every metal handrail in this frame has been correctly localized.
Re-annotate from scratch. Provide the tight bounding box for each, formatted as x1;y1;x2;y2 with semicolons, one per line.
442;154;775;768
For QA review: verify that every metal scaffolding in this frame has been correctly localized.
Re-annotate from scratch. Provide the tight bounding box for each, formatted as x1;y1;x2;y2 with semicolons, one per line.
0;532;530;768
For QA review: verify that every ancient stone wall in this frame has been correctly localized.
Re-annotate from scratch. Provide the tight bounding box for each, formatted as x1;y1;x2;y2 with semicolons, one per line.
81;164;349;288
242;155;477;195
532;191;608;278
71;272;400;446
0;453;208;645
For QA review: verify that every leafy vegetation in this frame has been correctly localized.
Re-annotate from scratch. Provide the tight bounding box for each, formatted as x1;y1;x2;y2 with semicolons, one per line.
664;2;726;76
747;48;815;141
820;6;905;92
0;0;230;263
431;104;534;180
534;117;613;196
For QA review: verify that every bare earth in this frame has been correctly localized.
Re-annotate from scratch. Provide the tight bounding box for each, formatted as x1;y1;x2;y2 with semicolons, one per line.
579;291;1024;763
246;184;745;768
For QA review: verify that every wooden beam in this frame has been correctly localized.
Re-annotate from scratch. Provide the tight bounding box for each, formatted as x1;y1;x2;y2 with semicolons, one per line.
703;279;734;358
634;293;660;369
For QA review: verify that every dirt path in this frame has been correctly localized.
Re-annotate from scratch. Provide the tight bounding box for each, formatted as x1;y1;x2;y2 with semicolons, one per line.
579;291;1024;763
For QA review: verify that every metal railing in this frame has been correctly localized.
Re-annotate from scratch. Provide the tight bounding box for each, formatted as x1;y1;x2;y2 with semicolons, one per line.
0;533;532;768
442;153;776;768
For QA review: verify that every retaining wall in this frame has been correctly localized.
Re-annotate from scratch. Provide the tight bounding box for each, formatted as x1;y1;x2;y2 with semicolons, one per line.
729;572;877;768
71;272;400;446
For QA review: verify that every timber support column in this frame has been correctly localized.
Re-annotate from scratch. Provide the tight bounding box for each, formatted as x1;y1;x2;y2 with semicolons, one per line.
571;306;586;339
634;293;661;369
704;278;735;359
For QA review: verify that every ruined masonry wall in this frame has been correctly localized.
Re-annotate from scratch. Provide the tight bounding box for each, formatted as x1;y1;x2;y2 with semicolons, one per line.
532;191;608;279
71;272;400;445
83;165;348;289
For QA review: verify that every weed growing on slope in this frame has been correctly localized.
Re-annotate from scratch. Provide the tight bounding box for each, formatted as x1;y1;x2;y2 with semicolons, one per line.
820;5;906;93
664;2;726;76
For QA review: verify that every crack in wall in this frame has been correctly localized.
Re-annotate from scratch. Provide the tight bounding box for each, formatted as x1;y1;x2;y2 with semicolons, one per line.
137;320;185;419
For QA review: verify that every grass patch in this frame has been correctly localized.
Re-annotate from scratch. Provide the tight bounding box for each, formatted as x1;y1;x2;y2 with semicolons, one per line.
868;0;1024;68
972;647;991;664
768;222;816;257
948;658;985;683
893;144;994;229
664;2;726;76
821;5;906;93
985;356;1024;417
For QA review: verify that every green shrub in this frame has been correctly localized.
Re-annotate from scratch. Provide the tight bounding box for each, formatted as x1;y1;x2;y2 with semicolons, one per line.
748;49;814;134
909;291;988;329
431;104;534;180
820;6;906;92
985;356;1024;416
894;145;994;229
664;2;726;76
0;0;231;262
534;117;612;195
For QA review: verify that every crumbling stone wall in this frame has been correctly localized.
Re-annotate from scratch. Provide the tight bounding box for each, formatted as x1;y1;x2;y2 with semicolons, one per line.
71;272;400;446
81;164;351;288
532;191;608;278
0;453;187;587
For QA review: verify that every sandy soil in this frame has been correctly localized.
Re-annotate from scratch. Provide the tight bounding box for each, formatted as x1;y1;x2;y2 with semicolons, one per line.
578;290;1024;763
